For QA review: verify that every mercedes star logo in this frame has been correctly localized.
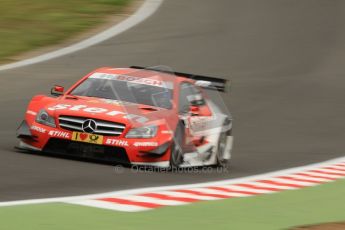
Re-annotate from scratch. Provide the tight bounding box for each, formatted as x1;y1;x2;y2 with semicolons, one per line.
82;119;97;133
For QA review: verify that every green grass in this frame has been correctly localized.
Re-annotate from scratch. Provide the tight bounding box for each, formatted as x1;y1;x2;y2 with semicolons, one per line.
1;179;345;230
0;0;131;63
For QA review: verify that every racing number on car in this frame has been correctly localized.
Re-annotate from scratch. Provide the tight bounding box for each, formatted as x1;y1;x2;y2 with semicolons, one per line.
72;132;104;145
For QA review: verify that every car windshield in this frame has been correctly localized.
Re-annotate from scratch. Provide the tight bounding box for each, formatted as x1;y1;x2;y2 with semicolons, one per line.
70;74;173;109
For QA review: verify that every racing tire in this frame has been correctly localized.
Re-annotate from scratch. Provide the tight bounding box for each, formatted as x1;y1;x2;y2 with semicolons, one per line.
169;122;185;169
216;120;232;167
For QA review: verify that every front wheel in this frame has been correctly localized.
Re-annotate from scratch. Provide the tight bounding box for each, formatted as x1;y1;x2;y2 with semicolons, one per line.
216;121;232;167
169;122;184;168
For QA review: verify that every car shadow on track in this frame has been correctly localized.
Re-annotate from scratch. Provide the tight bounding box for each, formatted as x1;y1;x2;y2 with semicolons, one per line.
14;147;231;174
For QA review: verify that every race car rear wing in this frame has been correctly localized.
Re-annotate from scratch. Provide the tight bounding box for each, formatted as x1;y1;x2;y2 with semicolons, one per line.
130;66;229;92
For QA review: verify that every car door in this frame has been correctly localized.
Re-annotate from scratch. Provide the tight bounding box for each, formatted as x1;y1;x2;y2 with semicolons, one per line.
178;82;212;151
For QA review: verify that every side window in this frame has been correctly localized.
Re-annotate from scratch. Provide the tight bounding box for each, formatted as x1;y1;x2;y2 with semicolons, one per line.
178;82;205;114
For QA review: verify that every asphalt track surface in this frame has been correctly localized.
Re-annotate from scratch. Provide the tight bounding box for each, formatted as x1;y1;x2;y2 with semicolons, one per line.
1;0;345;201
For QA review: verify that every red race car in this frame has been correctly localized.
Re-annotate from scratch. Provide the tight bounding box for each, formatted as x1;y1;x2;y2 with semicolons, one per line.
16;66;233;168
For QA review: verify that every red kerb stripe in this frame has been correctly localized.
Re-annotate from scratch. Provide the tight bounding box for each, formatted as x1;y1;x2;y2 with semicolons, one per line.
207;186;261;195
235;184;282;191
309;170;345;176
323;166;345;172
277;176;323;184
295;173;335;180
256;180;304;188
98;198;162;208
173;189;232;199
139;193;200;202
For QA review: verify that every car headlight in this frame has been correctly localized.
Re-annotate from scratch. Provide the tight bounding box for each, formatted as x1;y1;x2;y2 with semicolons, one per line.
36;109;56;128
125;125;158;138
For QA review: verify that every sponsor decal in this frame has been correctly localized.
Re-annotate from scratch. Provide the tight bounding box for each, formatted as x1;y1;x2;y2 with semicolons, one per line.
72;132;103;145
133;142;158;147
47;104;125;117
190;116;216;131
48;130;70;139
105;139;129;147
99;99;134;106
48;104;149;123
89;72;173;89
117;74;163;87
190;120;208;130
30;125;46;133
26;110;37;116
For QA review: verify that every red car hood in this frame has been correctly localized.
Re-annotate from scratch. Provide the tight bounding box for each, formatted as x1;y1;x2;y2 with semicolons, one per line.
44;96;172;126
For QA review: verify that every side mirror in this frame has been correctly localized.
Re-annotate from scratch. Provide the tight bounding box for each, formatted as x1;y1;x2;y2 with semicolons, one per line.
51;85;64;96
190;105;199;116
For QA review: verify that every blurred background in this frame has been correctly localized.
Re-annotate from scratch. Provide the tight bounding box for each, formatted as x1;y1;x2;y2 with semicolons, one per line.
1;1;345;229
